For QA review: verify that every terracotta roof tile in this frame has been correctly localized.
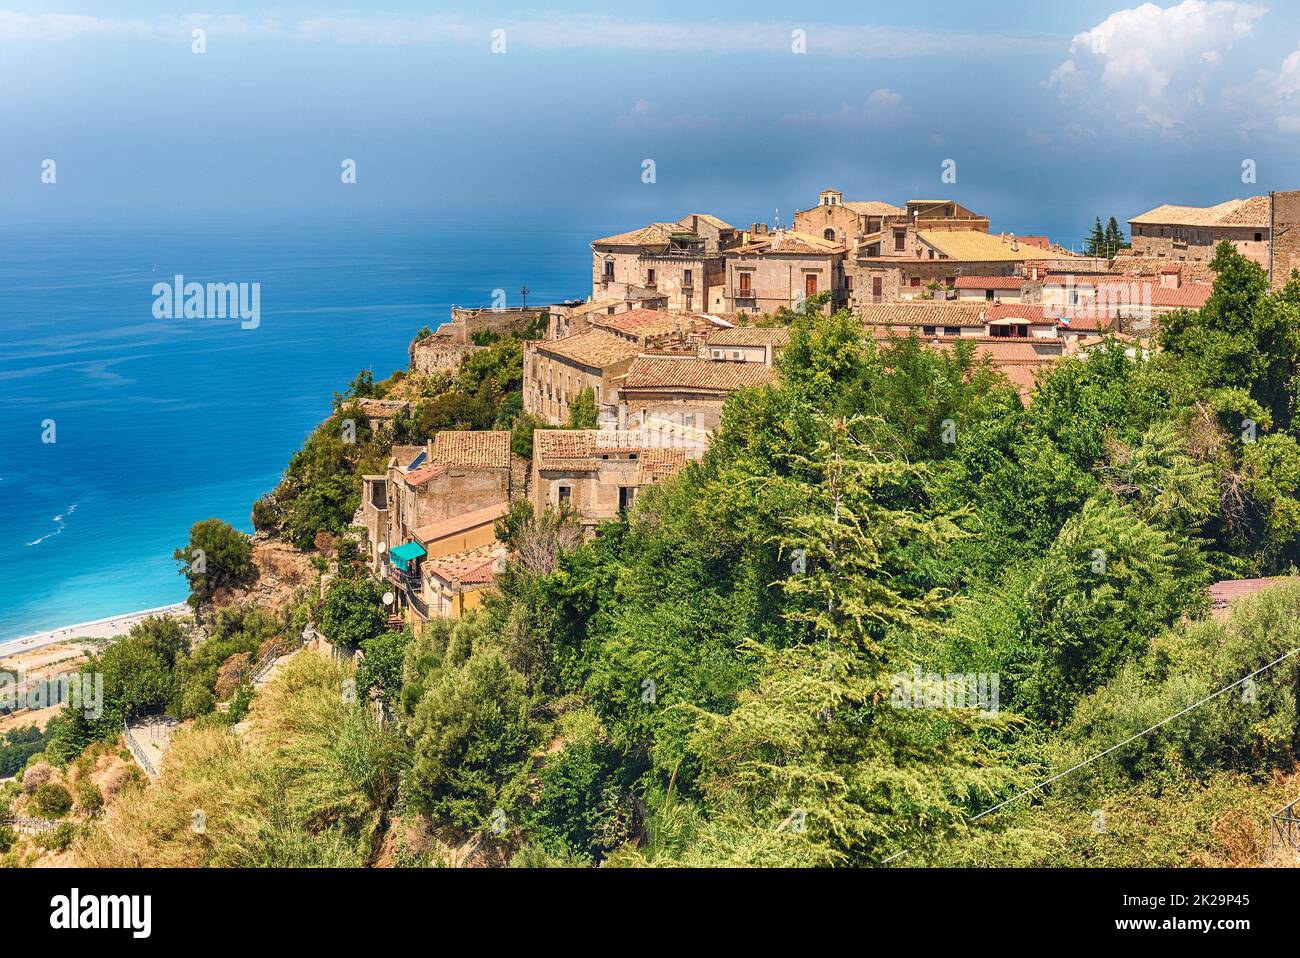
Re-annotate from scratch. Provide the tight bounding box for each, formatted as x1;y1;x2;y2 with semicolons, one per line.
1130;197;1269;229
706;326;792;347
621;357;775;393
592;308;715;339
413;502;509;545
425;544;501;588
728;229;846;256
917;231;1071;262
429;431;511;470
535;329;642;369
953;275;1028;290
858;301;989;328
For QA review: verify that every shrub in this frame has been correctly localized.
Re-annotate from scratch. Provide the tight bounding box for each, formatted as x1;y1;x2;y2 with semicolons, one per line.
173;518;253;606
21;761;53;794
33;782;72;818
75;780;103;816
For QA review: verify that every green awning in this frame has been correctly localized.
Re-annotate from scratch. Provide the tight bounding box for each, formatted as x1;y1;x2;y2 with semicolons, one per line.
389;541;427;571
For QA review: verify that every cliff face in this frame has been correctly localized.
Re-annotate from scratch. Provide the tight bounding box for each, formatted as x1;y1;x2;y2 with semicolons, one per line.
207;538;316;614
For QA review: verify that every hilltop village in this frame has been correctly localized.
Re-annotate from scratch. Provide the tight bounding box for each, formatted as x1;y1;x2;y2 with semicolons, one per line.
362;187;1300;631
15;184;1300;871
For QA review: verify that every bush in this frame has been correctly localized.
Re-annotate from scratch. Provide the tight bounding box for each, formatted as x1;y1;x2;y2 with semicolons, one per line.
174;518;253;606
36;822;78;852
33;782;72;818
21;761;53;794
321;575;386;650
75;780;103;815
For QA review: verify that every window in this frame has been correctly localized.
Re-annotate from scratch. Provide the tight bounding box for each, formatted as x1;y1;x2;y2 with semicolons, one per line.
619;487;636;511
603;258;614;280
1255;232;1263;242
738;272;752;294
824;228;836;241
985;289;995;302
944;326;960;337
805;274;818;297
910;277;921;287
684;413;695;427
683;269;693;287
557;486;572;504
646;268;656;287
894;230;906;252
922;326;936;335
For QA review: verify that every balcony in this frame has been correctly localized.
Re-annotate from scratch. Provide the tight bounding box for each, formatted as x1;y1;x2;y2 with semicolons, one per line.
732;287;757;300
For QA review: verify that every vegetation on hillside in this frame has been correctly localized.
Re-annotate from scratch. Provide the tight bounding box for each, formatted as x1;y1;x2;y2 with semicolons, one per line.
43;245;1300;868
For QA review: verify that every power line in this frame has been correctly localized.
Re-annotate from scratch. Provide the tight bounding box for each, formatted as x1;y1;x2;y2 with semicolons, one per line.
881;644;1300;865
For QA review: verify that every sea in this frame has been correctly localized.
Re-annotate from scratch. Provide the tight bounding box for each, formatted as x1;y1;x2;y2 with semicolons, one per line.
0;216;589;641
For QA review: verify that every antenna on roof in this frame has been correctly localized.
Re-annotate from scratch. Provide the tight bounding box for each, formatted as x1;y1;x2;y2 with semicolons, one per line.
774;208;781;230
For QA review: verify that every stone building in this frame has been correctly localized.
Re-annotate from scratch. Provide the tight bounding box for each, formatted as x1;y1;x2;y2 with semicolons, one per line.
717;230;847;314
1128;197;1271;267
359;431;513;570
589;308;720;349
531;427;698;532
523;329;641;425
591;214;736;312
793;189;904;246
700;326;790;365
618;356;775;431
850;229;1063;307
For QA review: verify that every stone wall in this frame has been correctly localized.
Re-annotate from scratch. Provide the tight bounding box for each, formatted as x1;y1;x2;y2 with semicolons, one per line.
1272;190;1300;288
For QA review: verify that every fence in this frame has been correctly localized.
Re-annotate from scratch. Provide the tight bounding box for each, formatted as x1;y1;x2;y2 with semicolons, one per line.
0;814;59;835
122;704;166;778
1269;796;1300;850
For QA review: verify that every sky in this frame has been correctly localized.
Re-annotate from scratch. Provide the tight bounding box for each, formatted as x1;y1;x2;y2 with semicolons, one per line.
4;1;1300;246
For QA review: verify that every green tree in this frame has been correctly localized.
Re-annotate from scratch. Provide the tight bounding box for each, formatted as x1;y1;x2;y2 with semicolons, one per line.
320;574;386;650
567;386;599;428
357;630;412;709
406;651;534;831
174;519;253;607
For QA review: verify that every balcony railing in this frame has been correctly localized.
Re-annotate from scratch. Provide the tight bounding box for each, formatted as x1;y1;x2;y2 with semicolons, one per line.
732;287;757;299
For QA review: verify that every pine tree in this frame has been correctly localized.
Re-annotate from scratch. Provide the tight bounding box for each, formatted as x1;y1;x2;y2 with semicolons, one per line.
682;416;1023;865
1085;217;1106;257
1104;216;1127;255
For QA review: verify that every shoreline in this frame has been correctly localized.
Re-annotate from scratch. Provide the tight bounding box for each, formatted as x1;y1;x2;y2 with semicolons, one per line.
0;603;190;659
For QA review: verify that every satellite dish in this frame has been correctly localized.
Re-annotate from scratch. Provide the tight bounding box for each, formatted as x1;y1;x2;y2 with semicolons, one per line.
377;541;387;553
382;592;395;606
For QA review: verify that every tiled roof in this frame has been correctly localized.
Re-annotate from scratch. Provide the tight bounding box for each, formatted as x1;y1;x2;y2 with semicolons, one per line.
842;200;904;216
1129;197;1269;228
986;303;1112;332
429;431;511;470
728;229;846;256
858;301;989;328
706;326;792;347
532;427;689;471
592;222;681;247
680;212;734;231
621;357;775;393
1108;252;1218;284
425;544;501;588
917;231;1069;262
1208;576;1295;616
413;502;510;545
535;329;642;369
638;447;688;483
953;275;1027;290
1088;279;1213;310
592;308;714;339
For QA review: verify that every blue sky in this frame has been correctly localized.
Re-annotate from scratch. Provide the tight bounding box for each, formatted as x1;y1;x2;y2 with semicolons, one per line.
4;1;1300;246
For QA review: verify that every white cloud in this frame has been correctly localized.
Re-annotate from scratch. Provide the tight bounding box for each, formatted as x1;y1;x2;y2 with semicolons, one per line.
1047;1;1267;135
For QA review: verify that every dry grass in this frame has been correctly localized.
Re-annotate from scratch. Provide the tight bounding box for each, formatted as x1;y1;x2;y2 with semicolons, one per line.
75;652;401;867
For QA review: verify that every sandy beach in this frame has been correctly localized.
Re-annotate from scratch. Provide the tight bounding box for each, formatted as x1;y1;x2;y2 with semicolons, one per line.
0;603;190;661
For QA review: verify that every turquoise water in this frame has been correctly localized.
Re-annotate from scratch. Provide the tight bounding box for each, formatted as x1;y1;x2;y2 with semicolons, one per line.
0;217;586;641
